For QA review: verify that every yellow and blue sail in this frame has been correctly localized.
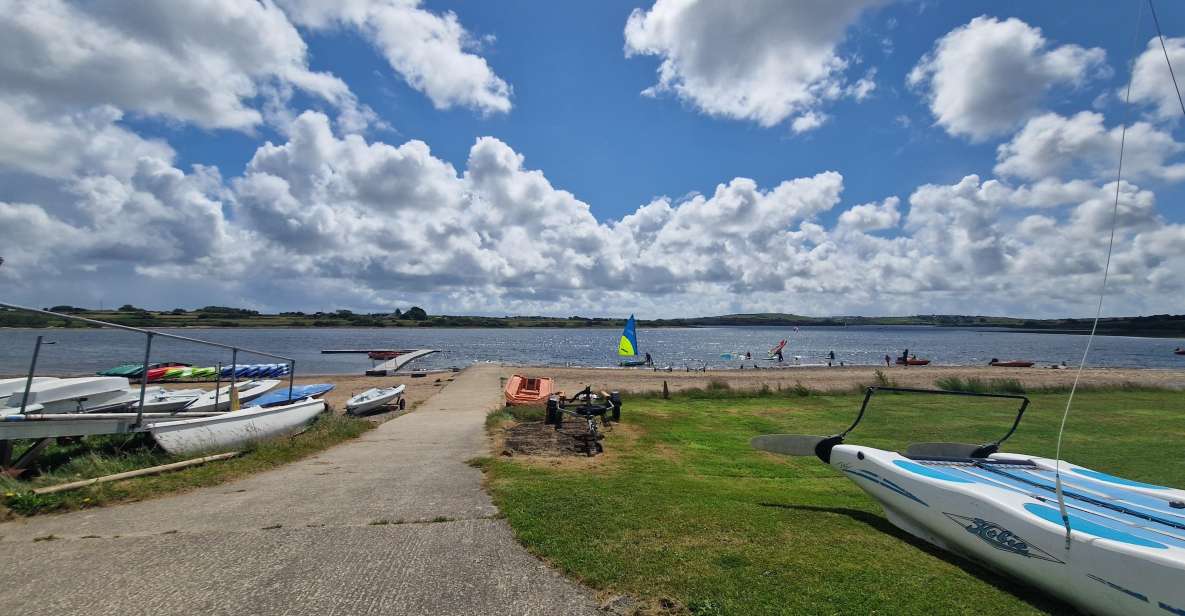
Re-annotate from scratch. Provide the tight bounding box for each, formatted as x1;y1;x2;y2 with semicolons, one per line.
618;315;639;356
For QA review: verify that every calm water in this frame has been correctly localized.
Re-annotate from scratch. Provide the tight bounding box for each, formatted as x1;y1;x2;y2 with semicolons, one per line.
0;326;1182;376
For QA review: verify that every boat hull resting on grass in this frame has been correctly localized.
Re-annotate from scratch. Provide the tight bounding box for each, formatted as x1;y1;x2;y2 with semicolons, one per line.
148;397;327;455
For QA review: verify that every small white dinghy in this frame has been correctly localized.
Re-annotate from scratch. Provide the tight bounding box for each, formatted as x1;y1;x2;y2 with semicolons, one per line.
345;384;405;416
2;377;134;415
148;397;326;455
133;387;206;413
0;377;58;405
753;387;1185;616
182;379;280;414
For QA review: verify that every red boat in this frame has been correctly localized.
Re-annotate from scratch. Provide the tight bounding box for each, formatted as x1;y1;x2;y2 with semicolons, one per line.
989;359;1034;368
895;358;930;366
368;350;412;360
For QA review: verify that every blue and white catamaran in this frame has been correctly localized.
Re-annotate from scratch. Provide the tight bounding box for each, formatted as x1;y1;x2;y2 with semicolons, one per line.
616;315;651;367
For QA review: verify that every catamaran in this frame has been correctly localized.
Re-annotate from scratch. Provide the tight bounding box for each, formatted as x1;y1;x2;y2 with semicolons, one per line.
617;315;651;366
753;387;1185;616
751;5;1185;612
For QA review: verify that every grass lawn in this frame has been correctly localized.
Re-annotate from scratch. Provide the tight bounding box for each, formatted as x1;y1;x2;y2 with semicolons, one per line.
1;413;371;516
479;387;1185;615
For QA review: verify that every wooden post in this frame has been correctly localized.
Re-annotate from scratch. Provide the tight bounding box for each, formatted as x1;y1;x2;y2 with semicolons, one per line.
32;452;240;495
662;380;669;399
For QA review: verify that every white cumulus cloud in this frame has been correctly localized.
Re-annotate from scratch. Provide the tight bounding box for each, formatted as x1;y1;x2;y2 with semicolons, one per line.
909;16;1107;141
278;0;512;115
624;0;883;131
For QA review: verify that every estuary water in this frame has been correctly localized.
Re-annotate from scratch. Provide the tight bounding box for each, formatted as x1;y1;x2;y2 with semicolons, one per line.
0;326;1183;375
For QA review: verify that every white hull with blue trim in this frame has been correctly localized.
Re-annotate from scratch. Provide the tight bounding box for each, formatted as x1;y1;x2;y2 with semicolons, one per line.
830;445;1185;616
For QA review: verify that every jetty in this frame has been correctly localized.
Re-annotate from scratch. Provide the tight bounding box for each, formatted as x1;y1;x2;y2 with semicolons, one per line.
320;348;439;376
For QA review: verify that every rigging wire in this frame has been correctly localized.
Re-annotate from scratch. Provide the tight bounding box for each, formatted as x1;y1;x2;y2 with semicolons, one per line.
1052;0;1146;550
1148;0;1185;118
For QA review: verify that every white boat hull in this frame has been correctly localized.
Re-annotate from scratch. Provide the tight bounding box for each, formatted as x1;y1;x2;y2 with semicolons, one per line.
345;385;404;415
829;445;1185;616
148;398;326;455
182;379;280;414
3;377;132;415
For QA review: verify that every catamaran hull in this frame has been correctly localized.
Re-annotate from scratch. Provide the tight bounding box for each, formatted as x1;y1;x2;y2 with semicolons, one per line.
148;398;326;455
828;445;1185;616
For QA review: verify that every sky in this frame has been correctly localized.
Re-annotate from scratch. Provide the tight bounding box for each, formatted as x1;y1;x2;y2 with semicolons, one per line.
1;0;1184;319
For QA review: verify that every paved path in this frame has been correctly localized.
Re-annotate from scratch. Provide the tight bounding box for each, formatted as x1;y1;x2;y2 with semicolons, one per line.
0;366;600;615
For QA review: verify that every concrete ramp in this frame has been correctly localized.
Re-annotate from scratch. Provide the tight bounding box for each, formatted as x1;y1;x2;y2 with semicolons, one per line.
0;365;598;615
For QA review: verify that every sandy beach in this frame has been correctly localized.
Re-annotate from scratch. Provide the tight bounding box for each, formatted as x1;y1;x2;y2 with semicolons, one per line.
296;364;1185;410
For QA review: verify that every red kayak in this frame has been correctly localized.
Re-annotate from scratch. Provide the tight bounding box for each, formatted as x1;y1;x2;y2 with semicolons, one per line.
990;360;1034;368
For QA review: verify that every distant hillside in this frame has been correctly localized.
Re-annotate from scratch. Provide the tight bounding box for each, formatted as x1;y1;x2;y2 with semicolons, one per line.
2;307;1184;338
646;313;1185;337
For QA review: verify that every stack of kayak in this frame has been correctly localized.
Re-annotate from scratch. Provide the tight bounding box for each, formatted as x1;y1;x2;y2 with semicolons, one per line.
98;362;189;378
145;363;291;382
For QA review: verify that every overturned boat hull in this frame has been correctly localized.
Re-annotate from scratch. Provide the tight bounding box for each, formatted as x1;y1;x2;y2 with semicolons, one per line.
148;398;326;455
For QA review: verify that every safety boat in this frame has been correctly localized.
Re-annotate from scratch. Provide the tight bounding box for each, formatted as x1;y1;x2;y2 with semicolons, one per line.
753;387;1185;616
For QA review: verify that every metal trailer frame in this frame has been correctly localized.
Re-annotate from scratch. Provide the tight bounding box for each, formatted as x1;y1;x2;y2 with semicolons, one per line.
0;301;298;475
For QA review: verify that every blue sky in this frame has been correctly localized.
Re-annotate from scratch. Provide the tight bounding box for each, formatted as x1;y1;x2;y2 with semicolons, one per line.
155;0;1185;227
2;1;1185;318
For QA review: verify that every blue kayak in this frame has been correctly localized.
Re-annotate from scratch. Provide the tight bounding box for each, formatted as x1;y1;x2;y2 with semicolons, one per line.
251;384;335;408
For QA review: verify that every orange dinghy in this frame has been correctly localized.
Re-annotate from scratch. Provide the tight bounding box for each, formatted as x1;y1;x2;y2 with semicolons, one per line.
505;375;556;406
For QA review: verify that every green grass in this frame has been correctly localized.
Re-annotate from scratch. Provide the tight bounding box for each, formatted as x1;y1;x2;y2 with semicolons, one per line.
1;413;371;516
481;389;1185;615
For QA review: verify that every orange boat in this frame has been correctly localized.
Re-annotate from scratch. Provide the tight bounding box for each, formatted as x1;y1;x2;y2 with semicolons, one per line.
504;375;556;406
895;357;931;366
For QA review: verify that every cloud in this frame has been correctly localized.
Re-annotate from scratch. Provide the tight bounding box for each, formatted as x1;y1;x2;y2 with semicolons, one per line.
279;0;512;115
995;111;1185;182
0;0;367;132
0;98;174;180
909;16;1107;141
624;0;883;130
1127;36;1185;122
837;197;900;232
8;105;1184;318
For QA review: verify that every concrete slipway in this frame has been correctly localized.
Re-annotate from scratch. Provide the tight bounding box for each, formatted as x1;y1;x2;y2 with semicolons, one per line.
0;365;599;615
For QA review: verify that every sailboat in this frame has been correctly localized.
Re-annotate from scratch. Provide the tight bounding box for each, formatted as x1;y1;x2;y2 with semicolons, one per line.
752;387;1185;616
763;339;787;361
617;315;650;366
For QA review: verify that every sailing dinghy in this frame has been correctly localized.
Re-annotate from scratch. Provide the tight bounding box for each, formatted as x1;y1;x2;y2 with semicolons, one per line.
2;377;136;415
149;397;326;455
617;315;652;366
753;387;1185;616
346;384;405;415
182;379;280;414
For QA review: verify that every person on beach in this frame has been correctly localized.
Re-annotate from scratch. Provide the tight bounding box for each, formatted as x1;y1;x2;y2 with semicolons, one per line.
884;354;891;367
644;352;652;366
828;350;836;366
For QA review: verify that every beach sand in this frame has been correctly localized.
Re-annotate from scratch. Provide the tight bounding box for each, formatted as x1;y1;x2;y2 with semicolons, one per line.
491;364;1185;396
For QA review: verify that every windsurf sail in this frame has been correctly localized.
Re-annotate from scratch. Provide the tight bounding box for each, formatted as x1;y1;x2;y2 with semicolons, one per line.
768;339;787;357
618;315;639;356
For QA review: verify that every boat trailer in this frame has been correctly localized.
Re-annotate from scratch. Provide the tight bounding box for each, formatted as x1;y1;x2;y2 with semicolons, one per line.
544;387;622;456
